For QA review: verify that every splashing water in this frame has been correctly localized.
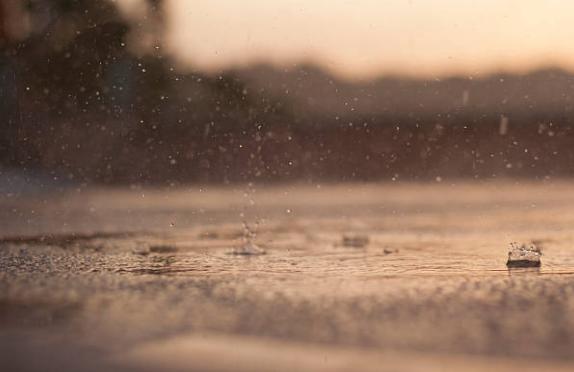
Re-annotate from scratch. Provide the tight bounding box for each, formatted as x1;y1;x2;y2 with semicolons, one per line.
230;220;266;256
507;242;541;268
231;182;266;256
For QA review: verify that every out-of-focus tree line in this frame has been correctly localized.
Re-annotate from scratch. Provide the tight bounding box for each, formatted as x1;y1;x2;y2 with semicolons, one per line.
0;0;294;184
2;0;574;184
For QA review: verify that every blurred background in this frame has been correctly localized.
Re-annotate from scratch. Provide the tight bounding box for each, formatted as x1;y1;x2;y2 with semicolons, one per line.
2;0;574;185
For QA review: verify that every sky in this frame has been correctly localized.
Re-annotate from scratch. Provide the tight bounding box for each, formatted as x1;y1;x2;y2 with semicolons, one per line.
158;0;574;80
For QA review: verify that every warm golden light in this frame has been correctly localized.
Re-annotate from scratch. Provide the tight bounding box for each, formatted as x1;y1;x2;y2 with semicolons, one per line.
165;0;574;79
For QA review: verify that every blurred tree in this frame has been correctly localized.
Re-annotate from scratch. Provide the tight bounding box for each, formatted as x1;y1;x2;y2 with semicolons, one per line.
0;0;166;171
0;0;298;183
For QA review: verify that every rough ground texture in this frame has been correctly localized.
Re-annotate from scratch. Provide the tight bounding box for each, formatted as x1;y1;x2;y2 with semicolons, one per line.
2;182;574;371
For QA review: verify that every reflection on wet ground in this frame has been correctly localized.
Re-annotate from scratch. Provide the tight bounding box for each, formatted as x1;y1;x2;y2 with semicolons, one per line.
2;182;574;371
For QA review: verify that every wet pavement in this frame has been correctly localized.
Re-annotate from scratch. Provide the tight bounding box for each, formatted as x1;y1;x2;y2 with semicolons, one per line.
2;182;574;371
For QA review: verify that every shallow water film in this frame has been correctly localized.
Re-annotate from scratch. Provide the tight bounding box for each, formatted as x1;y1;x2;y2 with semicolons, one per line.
2;182;574;371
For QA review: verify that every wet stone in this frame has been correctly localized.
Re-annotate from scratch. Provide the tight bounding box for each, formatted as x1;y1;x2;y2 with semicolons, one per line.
506;242;541;268
199;231;219;240
132;247;150;256
342;234;370;248
149;245;178;254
